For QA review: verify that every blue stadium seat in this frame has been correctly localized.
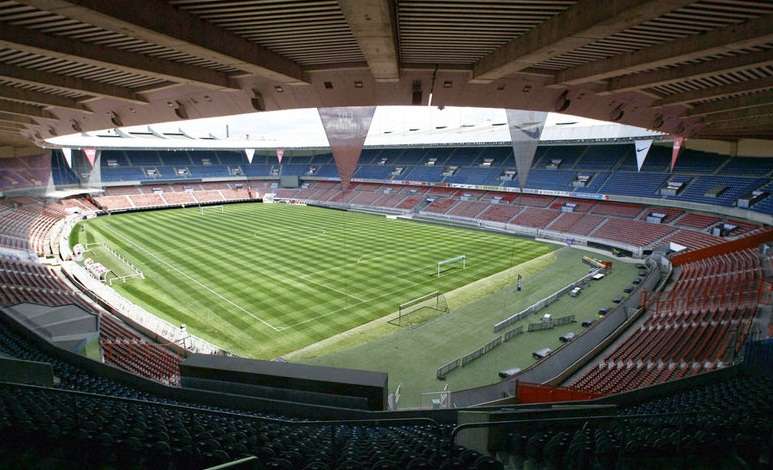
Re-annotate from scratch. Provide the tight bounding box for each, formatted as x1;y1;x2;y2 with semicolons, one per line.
355;165;394;180
672;149;727;174
599;171;670;197
666;175;767;206
127;150;162;166
575;144;629;170
403;165;445;182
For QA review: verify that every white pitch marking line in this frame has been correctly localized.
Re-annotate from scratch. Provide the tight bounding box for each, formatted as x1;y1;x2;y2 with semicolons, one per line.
100;226;283;332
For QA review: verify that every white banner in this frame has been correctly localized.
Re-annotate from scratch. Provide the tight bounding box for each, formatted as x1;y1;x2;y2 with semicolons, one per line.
62;148;72;168
506;109;547;188
634;139;654;172
245;148;255;164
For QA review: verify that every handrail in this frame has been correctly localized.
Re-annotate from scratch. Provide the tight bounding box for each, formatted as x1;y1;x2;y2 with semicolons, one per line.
670;228;773;266
0;380;441;431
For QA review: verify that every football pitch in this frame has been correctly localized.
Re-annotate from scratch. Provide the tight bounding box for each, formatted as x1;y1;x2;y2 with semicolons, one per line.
71;203;555;358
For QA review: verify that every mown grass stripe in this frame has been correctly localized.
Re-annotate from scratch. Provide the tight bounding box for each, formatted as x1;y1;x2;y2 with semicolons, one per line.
80;203;553;357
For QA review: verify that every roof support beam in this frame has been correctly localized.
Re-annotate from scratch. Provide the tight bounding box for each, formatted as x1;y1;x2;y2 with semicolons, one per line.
701;104;773;125
0;22;240;90
472;0;694;82
16;0;306;84
338;0;399;82
652;76;773;108
0;112;38;126
0;64;148;105
602;48;773;95
554;14;773;85
687;90;773;117
0;84;91;113
0;99;57;120
0;122;26;131
702;114;773;134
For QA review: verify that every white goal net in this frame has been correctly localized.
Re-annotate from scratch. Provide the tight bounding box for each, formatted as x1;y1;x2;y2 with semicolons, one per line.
389;291;449;327
437;255;466;277
200;205;225;215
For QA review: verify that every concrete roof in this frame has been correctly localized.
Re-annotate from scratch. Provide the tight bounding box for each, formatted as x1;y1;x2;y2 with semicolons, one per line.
0;0;770;152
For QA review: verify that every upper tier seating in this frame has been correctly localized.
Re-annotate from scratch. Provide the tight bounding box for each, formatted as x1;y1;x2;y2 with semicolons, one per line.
520;169;576;191
672;150;727;174
719;156;773;176
575;144;628;170
403;165;445;182
599;171;670;198
667;176;766;206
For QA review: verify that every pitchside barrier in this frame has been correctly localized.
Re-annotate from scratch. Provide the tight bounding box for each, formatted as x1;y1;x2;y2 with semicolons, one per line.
493;269;602;333
527;315;576;332
429;257;663;407
436;325;525;380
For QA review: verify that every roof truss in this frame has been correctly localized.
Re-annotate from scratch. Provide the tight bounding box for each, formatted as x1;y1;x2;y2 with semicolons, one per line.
16;0;307;84
0;64;149;105
472;0;695;82
0;21;240;90
554;14;773;85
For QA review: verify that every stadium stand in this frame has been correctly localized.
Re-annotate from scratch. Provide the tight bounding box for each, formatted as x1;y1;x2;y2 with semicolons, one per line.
510;207;558;229
0;255;183;385
675;212;722;229
570;246;767;395
590;202;644;219
83;143;773;219
478;204;524;223
0;199;67;256
590;218;675;246
546;213;606;237
446;201;490;220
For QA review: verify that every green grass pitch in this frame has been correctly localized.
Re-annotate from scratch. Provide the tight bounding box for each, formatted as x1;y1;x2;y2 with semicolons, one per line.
71;203;555;358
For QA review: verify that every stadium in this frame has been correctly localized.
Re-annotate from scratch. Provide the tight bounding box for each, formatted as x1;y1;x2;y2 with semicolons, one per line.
0;1;772;469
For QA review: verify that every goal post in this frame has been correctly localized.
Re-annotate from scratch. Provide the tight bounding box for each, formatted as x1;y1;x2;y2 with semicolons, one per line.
437;255;466;277
200;204;225;215
389;291;449;327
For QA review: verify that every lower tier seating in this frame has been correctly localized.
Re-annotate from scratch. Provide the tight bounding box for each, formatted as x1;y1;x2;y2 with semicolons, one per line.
570;248;766;395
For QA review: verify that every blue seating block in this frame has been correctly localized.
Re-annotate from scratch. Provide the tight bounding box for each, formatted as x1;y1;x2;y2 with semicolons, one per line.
600;171;670;197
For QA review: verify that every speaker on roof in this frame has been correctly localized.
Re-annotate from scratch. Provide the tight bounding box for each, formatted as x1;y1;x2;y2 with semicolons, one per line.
555;90;571;113
251;90;265;112
411;80;422;105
